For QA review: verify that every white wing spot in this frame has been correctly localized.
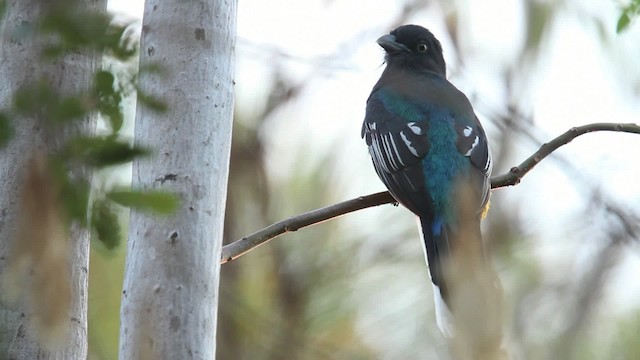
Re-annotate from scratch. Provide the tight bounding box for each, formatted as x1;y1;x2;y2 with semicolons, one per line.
463;126;473;137
400;131;419;157
463;135;480;156
407;122;423;135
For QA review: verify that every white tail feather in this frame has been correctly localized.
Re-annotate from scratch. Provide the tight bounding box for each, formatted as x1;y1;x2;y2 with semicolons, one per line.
432;284;455;338
417;217;455;337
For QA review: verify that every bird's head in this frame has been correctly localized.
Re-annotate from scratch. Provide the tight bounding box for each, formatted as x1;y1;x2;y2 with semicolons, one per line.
377;25;446;76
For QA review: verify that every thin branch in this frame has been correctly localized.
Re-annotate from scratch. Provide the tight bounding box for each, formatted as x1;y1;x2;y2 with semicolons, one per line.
221;192;395;264
491;122;640;188
221;122;640;264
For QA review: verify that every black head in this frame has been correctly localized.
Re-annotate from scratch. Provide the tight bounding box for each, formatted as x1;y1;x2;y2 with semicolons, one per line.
377;25;446;76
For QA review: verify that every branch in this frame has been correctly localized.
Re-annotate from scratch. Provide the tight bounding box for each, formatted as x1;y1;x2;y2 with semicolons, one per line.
490;123;640;188
221;122;640;264
221;191;396;264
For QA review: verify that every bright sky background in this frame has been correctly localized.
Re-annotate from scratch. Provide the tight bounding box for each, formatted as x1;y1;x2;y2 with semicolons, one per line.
108;0;640;356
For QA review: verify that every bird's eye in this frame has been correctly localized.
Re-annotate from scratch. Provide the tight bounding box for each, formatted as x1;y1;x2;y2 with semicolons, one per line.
416;43;428;53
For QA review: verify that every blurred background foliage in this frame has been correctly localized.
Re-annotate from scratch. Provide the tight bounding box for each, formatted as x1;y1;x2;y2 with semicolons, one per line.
84;0;640;359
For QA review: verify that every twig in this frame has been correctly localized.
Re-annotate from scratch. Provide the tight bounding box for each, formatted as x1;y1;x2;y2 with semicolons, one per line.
220;192;395;263
221;122;640;264
491;123;640;188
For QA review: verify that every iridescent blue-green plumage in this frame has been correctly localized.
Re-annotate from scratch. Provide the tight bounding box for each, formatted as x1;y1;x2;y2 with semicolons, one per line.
361;25;492;336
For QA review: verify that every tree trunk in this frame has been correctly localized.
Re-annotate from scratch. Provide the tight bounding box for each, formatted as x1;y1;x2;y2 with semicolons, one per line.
0;0;106;359
118;0;236;358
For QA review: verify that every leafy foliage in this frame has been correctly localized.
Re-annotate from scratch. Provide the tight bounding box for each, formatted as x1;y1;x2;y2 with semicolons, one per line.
94;71;124;132
63;135;149;167
0;1;6;20
107;190;179;214
0;4;173;252
13;80;91;123
617;0;640;33
57;171;91;225
39;8;136;59
92;199;122;250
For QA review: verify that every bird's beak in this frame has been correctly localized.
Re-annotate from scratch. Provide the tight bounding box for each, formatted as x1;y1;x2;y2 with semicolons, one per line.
376;34;410;53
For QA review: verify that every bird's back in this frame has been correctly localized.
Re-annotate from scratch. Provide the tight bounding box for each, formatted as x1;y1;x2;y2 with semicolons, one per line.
363;67;489;220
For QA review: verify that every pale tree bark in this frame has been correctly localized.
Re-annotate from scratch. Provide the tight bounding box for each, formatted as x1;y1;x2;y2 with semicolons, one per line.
0;0;106;359
119;0;236;359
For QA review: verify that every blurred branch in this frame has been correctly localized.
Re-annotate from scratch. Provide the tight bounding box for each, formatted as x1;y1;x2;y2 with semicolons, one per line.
490;122;640;188
221;122;640;264
552;202;639;358
552;237;621;359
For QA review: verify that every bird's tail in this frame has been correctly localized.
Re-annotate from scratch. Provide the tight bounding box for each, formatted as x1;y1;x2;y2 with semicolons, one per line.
418;215;503;350
418;216;456;337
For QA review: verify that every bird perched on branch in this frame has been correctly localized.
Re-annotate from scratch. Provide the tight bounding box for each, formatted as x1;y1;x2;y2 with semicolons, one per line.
361;25;500;343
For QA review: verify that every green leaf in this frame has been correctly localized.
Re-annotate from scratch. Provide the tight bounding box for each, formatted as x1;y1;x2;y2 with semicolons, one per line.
0;112;13;147
94;71;124;132
524;1;552;54
15;82;89;123
38;9;138;61
41;45;68;58
48;157;90;225
107;190;179;214
65;136;149;167
51;96;89;123
95;71;115;92
14;81;55;114
0;1;7;22
101;104;124;133
40;10;111;49
104;24;138;60
617;11;631;33
92;200;122;249
62;178;91;225
617;1;640;33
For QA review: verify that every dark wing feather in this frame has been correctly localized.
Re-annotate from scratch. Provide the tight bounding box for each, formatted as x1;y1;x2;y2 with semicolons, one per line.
361;94;432;215
363;95;491;217
453;119;492;210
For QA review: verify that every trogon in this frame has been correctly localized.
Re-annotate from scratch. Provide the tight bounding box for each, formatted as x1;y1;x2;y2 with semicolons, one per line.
361;25;494;337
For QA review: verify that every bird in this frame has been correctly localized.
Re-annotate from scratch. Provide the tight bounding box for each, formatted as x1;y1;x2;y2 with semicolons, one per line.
361;25;495;339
